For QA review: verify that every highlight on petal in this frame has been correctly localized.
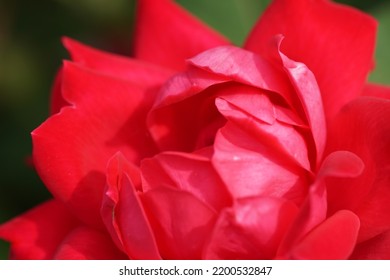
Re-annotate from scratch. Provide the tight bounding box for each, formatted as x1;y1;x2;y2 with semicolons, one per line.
245;0;377;119
53;226;126;260
32;62;159;228
140;186;217;259
212;121;309;204
0;200;77;260
187;45;293;103
326;97;390;242
141;151;232;212
278;44;326;167
101;153;161;260
288;210;360;260
204;197;298;259
134;0;229;70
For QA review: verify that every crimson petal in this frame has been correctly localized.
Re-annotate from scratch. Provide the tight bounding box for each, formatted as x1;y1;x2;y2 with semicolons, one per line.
204;197;298;259
140;187;217;259
0;200;77;259
101;153;161;259
245;0;377;119
32;62;159;228
141;151;231;211
134;0;229;70
53;226;126;260
326;97;390;242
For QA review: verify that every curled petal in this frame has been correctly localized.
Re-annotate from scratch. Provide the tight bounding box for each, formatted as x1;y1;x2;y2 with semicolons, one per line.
101;153;160;259
245;0;377;119
288;210;360;260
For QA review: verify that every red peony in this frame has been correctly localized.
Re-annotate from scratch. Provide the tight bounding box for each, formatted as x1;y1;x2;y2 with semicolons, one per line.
1;0;390;260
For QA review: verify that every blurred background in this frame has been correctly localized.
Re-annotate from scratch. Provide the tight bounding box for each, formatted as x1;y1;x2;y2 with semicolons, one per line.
0;0;389;259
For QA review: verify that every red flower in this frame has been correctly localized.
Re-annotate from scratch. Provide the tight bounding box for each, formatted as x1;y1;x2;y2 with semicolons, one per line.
1;0;389;260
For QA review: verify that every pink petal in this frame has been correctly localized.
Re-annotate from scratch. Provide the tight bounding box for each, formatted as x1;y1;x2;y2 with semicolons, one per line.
101;153;161;259
326;97;390;242
215;85;310;170
62;37;173;88
134;0;229;70
245;0;377;119
141;151;232;211
140;187;217;259
0;200;78;259
212;122;309;204
204;197;298;259
188;45;295;107
32;62;159;228
53;226;126;260
351;229;390;259
288;210;360;260
278;42;326;167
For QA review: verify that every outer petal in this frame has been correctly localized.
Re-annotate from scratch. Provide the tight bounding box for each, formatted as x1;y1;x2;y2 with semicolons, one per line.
326;97;390;242
62;37;173;88
101;153;161;259
0;200;78;260
204;197;298;259
245;0;377;119
32;62;159;228
289;210;360;260
134;0;229;70
140;187;217;259
53;226;126;260
363;83;390;100
351;229;390;260
141;151;232;212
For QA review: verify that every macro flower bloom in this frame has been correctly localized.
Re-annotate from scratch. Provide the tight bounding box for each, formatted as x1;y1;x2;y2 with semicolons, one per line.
1;0;390;260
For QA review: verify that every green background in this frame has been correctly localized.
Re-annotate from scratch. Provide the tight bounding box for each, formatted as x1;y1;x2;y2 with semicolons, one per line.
1;0;389;259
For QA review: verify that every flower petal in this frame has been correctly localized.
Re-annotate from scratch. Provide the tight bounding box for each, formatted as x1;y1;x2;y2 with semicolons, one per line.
204;197;298;259
62;37;173;88
140;187;217;259
363;83;390;100
245;0;377;119
53;226;126;260
326;97;390;242
0;200;77;260
134;0;229;70
212;121;309;203
32;62;159;228
101;153;161;260
277;151;363;257
289;210;360;260
351;229;390;260
141;151;231;211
